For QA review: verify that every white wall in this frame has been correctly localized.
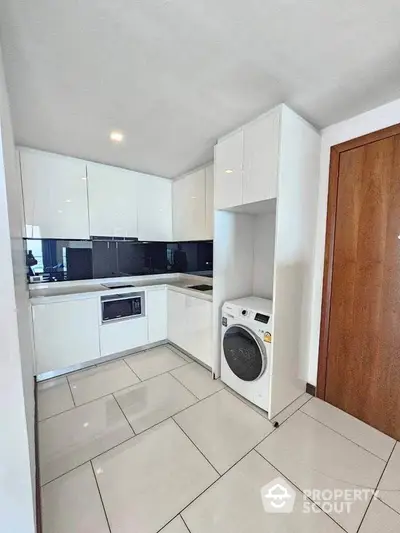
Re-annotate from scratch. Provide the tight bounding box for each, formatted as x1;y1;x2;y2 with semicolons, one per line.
0;45;36;531
308;97;400;386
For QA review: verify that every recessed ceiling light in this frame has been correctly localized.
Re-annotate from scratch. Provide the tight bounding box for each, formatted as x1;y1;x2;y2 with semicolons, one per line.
110;131;124;143
225;169;233;174
65;199;71;203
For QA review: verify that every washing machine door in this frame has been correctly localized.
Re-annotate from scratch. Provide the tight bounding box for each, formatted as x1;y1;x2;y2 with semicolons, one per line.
223;324;267;382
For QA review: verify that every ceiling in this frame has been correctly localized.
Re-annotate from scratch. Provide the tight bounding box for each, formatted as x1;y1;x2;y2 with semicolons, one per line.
1;1;400;178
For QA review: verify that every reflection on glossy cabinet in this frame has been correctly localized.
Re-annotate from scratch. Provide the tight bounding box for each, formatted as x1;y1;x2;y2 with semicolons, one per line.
205;164;214;239
173;168;206;241
20;149;89;239
147;289;167;343
33;298;100;375
214;129;243;209
137;174;172;241
243;109;280;204
87;162;138;238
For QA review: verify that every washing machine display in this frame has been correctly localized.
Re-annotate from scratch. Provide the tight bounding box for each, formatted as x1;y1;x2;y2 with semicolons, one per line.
223;325;267;382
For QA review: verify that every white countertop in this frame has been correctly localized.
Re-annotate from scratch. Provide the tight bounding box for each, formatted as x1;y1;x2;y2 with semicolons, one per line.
29;273;213;304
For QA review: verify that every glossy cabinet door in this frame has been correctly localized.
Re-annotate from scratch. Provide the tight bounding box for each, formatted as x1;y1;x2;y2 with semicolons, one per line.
214;129;243;209
173;168;206;241
167;289;212;367
87;162;138;238
205;164;214;239
147;288;167;343
137;174;172;241
167;289;186;348
20;149;89;239
185;296;213;367
32;298;100;375
100;317;148;357
243;109;280;204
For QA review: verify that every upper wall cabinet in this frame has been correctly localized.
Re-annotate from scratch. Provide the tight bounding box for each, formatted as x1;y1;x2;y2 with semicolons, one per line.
20;149;90;239
137;174;172;241
214;130;243;209
173;167;206;241
205;164;214;239
214;105;285;210
87;162;138;238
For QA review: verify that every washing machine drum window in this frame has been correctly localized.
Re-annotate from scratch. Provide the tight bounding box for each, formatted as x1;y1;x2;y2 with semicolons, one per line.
223;325;266;382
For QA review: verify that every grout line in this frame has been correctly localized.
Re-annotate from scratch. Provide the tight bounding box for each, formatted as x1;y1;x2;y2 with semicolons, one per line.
300;410;389;462
65;375;76;407
377;497;400;518
254;450;348;532
356;441;398;533
40;435;135;487
156;420;279;533
180;514;192;533
112;393;136;436
122;358;142;381
273;395;314;429
271;392;313;423
171;418;221;478
168;371;201;401
90;460;112;533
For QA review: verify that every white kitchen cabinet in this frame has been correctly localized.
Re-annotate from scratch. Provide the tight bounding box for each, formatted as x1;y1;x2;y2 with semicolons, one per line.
214;129;243;209
173;168;206;241
185;296;213;367
243;109;280;204
147;288;167;343
205;164;214;239
87;162;138;238
167;289;212;367
100;317;148;357
137;174;172;241
20;149;89;239
167;289;186;348
32;298;100;375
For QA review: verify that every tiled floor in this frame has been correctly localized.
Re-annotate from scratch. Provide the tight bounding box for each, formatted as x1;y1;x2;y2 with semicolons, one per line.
37;344;400;533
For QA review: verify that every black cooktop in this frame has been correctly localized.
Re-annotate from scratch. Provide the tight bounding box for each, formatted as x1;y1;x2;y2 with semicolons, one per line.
187;284;213;292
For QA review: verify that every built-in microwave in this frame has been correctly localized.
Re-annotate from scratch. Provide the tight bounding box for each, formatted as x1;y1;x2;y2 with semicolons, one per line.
101;291;145;323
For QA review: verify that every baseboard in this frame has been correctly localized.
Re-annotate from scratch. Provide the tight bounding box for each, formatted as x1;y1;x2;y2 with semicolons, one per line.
34;381;42;533
306;383;316;396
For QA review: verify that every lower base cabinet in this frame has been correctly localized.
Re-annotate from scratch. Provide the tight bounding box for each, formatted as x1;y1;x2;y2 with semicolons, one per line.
100;317;148;357
147;288;167;343
33;298;100;375
167;290;213;367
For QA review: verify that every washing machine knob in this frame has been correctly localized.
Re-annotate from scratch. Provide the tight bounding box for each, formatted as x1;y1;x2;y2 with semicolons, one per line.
241;309;248;316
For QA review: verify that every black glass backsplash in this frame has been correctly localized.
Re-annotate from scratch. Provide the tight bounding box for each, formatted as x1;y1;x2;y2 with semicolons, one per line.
25;238;213;282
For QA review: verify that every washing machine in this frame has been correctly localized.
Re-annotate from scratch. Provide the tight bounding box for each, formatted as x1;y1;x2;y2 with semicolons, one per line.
221;297;273;412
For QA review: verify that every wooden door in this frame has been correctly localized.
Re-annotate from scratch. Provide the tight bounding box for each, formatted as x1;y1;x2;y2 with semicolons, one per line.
319;127;400;440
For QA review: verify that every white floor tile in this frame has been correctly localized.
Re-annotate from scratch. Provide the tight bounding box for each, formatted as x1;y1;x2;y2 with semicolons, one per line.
114;372;197;433
39;395;133;484
125;345;187;380
170;362;224;400
256;411;386;533
68;360;140;405
183;451;342;533
37;377;75;421
377;442;400;514
93;419;218;533
174;389;273;474
301;397;395;460
271;393;312;426
160;516;189;533
41;463;109;533
359;499;400;533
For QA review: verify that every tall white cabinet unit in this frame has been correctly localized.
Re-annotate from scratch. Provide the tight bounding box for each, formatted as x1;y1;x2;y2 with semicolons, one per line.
87;162;138;238
213;104;321;418
20;148;90;239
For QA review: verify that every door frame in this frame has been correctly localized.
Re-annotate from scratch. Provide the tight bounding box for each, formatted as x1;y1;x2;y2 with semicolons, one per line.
317;121;400;399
